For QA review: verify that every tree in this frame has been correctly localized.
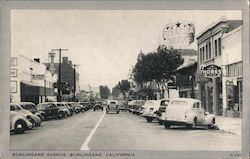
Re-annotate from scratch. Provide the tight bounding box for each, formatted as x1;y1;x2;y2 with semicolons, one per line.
116;80;131;99
99;85;110;99
132;45;184;98
112;86;122;99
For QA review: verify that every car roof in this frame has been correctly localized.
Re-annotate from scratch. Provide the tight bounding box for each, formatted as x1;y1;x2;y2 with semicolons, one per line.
170;98;201;103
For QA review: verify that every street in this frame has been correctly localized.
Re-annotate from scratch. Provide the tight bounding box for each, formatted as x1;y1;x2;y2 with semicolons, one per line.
10;109;241;151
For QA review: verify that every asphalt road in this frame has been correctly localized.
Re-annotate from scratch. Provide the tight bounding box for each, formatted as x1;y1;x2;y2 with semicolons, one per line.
10;109;241;151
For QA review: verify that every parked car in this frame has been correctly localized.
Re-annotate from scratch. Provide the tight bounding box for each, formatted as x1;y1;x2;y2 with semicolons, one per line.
106;100;119;114
142;99;169;123
67;102;81;114
132;100;146;115
18;102;45;122
155;99;170;125
10;111;33;134
79;102;89;111
11;103;42;127
53;102;72;116
93;102;103;111
36;102;68;119
117;100;127;111
163;98;216;129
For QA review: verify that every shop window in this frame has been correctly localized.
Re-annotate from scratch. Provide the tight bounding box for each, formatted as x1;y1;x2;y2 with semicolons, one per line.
209;42;211;59
199;48;203;63
205;45;208;60
202;47;205;62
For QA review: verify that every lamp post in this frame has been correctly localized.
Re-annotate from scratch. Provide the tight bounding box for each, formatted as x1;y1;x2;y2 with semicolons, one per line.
52;48;68;102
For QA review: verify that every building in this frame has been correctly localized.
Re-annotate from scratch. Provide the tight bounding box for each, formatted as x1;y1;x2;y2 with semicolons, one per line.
196;17;242;116
221;26;242;117
45;56;80;101
175;61;197;98
10;55;56;104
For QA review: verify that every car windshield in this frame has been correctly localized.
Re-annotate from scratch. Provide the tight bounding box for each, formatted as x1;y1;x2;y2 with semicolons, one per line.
20;104;37;111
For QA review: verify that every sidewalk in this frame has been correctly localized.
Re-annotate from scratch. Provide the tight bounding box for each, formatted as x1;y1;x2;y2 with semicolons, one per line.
215;116;241;136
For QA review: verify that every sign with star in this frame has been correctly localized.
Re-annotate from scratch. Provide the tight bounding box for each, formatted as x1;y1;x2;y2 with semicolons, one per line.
162;21;195;49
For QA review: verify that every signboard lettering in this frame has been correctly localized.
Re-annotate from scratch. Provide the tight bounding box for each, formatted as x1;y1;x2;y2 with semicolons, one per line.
32;74;45;80
200;64;223;78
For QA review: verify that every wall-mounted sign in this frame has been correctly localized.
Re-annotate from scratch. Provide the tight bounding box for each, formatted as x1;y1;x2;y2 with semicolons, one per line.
162;21;195;49
32;74;45;80
200;64;223;78
10;57;18;67
10;69;18;77
10;81;17;93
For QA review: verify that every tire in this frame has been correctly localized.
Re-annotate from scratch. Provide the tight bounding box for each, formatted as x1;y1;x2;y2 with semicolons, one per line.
208;118;216;129
64;112;68;118
164;121;171;129
30;119;36;127
36;123;41;127
117;111;120;114
146;117;153;123
14;120;26;134
94;109;96;111
58;112;64;119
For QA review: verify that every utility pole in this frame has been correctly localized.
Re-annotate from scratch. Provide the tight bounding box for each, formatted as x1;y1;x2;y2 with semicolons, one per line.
52;48;68;102
72;64;80;101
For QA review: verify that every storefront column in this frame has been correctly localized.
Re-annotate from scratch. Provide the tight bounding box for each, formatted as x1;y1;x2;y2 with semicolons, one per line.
205;84;211;113
212;77;219;115
222;77;228;116
197;82;202;101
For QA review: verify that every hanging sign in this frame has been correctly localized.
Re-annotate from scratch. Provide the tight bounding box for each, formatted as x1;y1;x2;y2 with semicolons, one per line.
200;64;223;78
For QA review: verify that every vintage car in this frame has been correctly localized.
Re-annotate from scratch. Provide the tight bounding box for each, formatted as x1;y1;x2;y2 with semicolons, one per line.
117;100;128;111
106;100;119;114
67;102;82;114
11;103;42;127
10;111;33;134
130;100;145;115
93;102;104;111
18;102;45;122
53;102;72;116
163;98;216;129
37;102;68;119
142;99;169;123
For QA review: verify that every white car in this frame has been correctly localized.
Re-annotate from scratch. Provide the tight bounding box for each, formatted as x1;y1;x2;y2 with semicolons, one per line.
10;111;33;134
11;103;42;127
142;99;169;123
163;98;215;129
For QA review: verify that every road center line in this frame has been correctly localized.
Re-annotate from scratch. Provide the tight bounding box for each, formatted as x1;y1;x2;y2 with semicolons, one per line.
80;111;106;150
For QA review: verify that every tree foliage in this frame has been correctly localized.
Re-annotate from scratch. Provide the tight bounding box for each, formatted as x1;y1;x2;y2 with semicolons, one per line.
132;45;184;84
99;85;110;99
112;86;121;98
116;80;131;95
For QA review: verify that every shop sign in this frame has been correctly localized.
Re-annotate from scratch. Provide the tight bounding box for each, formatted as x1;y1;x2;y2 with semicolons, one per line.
200;64;223;78
162;21;195;49
32;74;45;80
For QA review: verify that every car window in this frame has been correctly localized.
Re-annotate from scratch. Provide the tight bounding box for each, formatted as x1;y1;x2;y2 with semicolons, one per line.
193;102;200;109
171;101;188;105
49;104;57;109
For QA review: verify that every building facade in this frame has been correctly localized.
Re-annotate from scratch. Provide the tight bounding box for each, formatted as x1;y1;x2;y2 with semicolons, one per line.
221;26;242;117
196;18;242;116
10;55;56;104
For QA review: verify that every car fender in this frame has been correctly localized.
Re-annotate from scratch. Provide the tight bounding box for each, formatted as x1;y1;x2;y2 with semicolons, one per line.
185;113;196;124
204;114;215;125
12;115;29;130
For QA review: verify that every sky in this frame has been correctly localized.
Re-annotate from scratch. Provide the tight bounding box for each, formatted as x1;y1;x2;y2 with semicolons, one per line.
11;10;242;89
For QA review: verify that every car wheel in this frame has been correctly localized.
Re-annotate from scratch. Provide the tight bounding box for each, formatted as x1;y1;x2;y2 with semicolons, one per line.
117;111;119;114
36;123;41;127
208;118;216;129
30;119;36;127
146;117;153;123
64;112;68;118
14;120;26;134
164;121;171;129
58;112;64;119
